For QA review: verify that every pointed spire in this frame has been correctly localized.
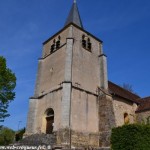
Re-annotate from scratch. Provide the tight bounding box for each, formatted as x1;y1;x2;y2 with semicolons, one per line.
65;0;83;28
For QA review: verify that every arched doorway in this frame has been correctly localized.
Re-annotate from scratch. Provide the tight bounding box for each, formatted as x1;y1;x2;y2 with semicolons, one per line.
45;108;54;134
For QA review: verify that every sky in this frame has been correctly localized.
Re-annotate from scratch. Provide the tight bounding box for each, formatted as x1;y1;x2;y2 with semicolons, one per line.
0;0;150;131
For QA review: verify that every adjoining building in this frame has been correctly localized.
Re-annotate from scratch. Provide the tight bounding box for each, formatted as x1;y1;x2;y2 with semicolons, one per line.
25;1;150;149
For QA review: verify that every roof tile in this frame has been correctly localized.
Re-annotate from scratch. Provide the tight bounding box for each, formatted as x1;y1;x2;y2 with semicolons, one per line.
136;97;150;112
108;81;140;104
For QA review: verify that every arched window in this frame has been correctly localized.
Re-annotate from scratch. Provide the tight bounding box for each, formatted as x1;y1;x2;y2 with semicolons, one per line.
87;38;92;51
58;35;61;40
56;40;60;49
56;36;61;49
81;35;92;51
50;40;56;53
51;44;55;53
50;36;61;54
82;35;86;48
124;113;130;124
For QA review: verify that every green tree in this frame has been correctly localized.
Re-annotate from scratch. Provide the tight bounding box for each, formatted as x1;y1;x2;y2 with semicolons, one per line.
0;56;16;124
0;127;15;145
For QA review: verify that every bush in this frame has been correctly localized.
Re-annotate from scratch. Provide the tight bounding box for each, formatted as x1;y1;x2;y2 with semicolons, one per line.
0;127;15;145
15;128;25;141
111;124;150;150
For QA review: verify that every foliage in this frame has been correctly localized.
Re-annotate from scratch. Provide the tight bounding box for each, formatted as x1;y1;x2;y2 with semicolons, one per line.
0;127;15;145
0;56;16;123
111;124;150;150
146;116;150;125
15;128;25;141
122;83;134;93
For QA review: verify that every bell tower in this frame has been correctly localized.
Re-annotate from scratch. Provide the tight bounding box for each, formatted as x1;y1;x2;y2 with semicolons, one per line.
26;1;114;149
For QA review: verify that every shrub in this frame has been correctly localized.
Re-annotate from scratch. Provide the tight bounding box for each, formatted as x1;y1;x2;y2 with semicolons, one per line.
15;128;25;141
111;124;150;150
0;127;15;145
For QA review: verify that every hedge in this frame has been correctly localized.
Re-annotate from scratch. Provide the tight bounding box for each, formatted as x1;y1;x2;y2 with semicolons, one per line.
15;128;26;141
111;124;150;150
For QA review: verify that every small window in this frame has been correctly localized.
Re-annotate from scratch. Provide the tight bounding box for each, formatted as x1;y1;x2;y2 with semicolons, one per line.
124;113;130;124
82;35;85;39
82;39;86;48
81;36;92;52
56;40;60;49
58;36;61;40
88;42;92;51
51;44;55;53
50;36;61;54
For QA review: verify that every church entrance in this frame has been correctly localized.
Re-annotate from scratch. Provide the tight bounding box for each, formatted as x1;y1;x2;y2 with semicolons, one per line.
45;108;54;134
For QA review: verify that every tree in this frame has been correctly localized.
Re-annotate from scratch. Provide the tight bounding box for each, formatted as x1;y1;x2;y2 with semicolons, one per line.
122;83;134;93
0;56;16;123
0;127;15;145
122;83;139;95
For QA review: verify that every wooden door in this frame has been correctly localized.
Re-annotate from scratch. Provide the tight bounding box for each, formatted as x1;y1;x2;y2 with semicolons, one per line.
46;116;54;134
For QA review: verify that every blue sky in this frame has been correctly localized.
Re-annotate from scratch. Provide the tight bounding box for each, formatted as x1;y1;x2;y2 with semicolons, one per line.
0;0;150;130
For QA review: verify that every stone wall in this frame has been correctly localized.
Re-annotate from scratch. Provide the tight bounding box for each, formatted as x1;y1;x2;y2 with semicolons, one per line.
71;88;99;133
113;96;137;126
71;130;99;148
98;94;116;147
136;110;150;124
32;89;62;134
34;27;70;97
37;46;66;95
26;98;38;134
72;26;103;93
56;128;100;149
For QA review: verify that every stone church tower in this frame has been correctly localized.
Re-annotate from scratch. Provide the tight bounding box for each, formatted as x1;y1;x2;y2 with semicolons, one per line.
26;1;116;148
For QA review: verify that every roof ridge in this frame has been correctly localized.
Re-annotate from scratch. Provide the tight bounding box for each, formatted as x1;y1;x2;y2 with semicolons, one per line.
138;96;150;101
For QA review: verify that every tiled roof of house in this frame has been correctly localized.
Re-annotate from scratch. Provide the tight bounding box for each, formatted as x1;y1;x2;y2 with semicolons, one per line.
108;81;150;113
136;97;150;113
108;81;141;104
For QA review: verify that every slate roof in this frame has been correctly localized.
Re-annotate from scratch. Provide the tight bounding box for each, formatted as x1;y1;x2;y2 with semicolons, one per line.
65;1;83;28
136;97;150;112
108;81;140;104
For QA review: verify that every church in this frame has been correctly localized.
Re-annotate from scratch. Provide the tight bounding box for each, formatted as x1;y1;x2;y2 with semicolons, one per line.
25;1;150;149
